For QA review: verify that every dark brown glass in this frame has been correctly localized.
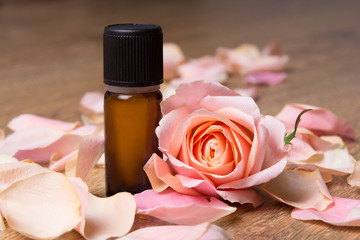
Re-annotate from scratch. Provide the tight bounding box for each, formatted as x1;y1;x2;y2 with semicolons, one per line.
104;89;162;196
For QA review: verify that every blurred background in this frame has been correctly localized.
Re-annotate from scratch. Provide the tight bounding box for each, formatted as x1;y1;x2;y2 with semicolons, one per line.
0;0;359;128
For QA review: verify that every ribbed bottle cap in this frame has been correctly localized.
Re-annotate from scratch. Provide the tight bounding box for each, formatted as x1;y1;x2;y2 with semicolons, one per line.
103;23;163;87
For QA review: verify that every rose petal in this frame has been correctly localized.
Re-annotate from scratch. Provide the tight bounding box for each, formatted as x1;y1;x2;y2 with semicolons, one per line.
160;82;178;100
170;56;228;86
232;87;257;99
120;222;231;240
0;153;18;164
134;189;236;225
243;72;287;86
0;161;51;191
75;135;104;181
80;91;104;114
0;126;86;165
0;172;81;239
216;44;289;75
288;130;356;175
161;81;238;115
49;150;78;172
0;212;5;231
216;188;263;207
261;41;282;56
70;177;136;240
199;95;260;117
276;103;355;139
262;168;333;211
163;43;185;81
347;160;360;187
144;154;200;196
7;114;80;132
292;196;360;226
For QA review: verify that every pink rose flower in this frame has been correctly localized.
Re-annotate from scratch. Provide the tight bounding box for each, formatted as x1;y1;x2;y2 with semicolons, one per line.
145;81;287;206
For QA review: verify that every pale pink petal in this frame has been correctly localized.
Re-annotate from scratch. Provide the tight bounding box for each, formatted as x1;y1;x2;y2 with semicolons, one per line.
261;41;282;56
262;168;333;211
163;43;185;81
216;188;263;207
0;162;51;191
237;55;289;75
69;124;98;136
120;222;231;240
199;95;260;117
217;158;287;189
288;130;356;175
161;81;238;115
0;126;85;165
292;196;360;226
75;136;104;181
160;82;178;100
233;87;257;99
144;154;200;196
70;177;136;239
80;91;104;114
7;114;80;132
49;150;78;172
0;172;81;239
216;44;288;74
347;160;360;187
244;72;287;86
0;153;18;164
156;107;191;151
13;133;82;165
276;103;355;139
0;212;5;231
134;189;236;225
170;56;228;86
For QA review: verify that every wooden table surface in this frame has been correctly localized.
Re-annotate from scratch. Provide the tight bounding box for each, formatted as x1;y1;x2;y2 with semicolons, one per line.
1;0;360;239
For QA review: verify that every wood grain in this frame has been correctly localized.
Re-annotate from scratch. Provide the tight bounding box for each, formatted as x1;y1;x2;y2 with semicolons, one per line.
1;0;360;239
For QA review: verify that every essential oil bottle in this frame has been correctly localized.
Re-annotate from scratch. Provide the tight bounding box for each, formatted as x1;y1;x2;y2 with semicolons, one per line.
103;24;163;196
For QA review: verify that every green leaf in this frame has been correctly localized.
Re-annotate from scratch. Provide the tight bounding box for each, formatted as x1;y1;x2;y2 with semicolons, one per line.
284;109;312;145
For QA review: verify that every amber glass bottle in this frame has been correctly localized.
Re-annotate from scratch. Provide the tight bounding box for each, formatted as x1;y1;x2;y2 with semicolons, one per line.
103;24;163;196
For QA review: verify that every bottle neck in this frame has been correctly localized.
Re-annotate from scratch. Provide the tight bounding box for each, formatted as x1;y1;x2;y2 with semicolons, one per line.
106;84;160;94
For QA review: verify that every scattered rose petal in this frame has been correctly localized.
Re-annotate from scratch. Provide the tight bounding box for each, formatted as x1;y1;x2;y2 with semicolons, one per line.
49;150;78;172
0;172;81;239
70;178;136;240
120;222;230;240
163;43;185;81
232;87;257;99
288;130;356;175
276;103;355;139
347;161;360;187
0;153;18;164
80;91;104;115
75;135;104;181
134;189;236;225
0;161;51;191
261;168;333;211
292;196;360;226
216;44;289;75
7;114;80;132
0;125;96;165
243;72;287;86
170;56;228;86
261;41;282;56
